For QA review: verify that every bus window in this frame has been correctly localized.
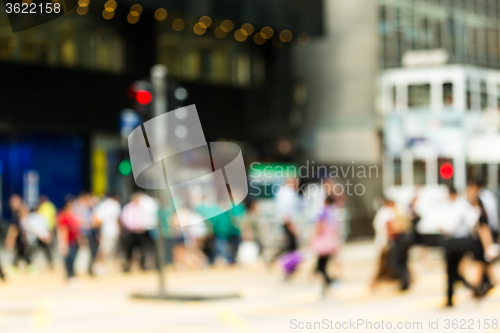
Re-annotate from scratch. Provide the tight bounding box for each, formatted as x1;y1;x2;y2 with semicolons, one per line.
413;160;426;185
497;84;500;110
480;80;488;110
394;157;402;186
466;163;488;182
467;163;488;184
408;84;431;108
466;80;472;110
443;82;453;107
391;86;397;109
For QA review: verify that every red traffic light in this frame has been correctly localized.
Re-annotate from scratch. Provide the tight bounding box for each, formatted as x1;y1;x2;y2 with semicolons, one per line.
440;162;453;180
135;90;152;105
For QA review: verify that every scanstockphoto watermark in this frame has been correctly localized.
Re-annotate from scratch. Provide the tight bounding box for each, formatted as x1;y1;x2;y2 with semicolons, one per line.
290;319;424;331
248;161;379;197
289;318;499;330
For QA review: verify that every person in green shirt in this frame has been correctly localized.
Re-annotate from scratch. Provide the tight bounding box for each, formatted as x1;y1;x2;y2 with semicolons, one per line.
196;202;233;265
158;202;175;264
228;203;246;264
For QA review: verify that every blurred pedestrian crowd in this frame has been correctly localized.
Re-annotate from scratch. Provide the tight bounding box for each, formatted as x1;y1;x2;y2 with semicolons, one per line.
0;190;249;285
2;175;497;308
372;179;500;307
0;178;351;295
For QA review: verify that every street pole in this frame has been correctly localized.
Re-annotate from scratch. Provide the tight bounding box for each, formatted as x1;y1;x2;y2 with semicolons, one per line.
150;64;168;296
131;65;239;301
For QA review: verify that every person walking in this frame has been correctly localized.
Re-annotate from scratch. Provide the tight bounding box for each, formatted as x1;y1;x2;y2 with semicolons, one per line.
138;193;160;270
467;180;500;298
311;195;340;298
57;196;81;285
228;202;245;265
120;193;151;272
23;208;52;271
36;196;57;269
93;193;121;275
73;192;99;276
440;186;478;307
196;200;234;265
371;197;397;289
5;194;32;270
386;200;412;291
242;200;265;257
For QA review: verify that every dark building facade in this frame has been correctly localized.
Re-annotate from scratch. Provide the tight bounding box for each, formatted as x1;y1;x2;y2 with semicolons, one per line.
0;0;323;211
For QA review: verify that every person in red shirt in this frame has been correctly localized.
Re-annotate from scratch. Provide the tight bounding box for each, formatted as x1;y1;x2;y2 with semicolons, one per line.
57;195;81;281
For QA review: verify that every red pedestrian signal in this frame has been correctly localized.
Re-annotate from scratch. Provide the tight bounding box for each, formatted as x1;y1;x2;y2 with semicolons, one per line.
135;90;152;105
440;162;453;180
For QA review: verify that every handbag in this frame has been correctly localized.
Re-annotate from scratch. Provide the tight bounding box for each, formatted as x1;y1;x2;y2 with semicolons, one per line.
280;250;303;274
311;221;339;255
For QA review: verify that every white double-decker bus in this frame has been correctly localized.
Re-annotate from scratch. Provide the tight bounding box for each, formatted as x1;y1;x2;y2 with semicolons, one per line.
381;64;500;236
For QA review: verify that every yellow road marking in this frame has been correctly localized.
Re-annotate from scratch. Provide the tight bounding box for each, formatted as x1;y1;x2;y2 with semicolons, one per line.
216;309;261;333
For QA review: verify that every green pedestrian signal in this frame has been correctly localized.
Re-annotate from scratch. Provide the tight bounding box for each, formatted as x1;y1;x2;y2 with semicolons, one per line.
119;159;132;176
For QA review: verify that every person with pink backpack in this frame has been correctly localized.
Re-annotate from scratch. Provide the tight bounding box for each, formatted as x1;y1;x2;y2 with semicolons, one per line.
311;195;340;298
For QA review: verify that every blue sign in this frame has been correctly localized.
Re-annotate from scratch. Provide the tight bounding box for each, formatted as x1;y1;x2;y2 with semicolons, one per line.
120;109;142;138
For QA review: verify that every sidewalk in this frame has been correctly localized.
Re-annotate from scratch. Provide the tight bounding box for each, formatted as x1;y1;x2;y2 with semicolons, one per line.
0;240;498;333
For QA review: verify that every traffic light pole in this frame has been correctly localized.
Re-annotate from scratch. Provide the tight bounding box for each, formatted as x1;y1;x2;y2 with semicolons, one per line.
150;65;169;296
131;65;239;301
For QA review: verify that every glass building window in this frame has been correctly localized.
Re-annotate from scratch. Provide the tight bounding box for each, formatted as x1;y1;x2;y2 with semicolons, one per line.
183;50;201;81
0;17;124;73
234;54;251;86
408;84;431;108
252;56;265;85
210;50;230;84
157;30;263;87
378;2;500;70
443;82;453;106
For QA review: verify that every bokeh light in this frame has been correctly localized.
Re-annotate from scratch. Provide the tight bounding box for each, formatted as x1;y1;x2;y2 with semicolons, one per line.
102;9;114;19
253;32;266;45
261;26;274;39
104;0;116;12
127;12;140;24
241;23;254;36
130;4;142;16
155;8;167;21
77;5;88;14
199;16;212;28
172;18;185;31
279;30;293;43
234;29;247;42
220;19;233;32
193;22;207;35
